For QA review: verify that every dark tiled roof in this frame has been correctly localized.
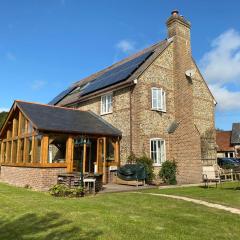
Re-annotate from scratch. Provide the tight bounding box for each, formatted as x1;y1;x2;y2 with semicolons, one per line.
216;131;234;152
51;39;170;106
16;101;121;137
231;123;240;144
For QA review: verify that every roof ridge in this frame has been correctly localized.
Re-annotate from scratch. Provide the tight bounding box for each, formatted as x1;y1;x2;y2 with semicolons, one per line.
15;100;84;112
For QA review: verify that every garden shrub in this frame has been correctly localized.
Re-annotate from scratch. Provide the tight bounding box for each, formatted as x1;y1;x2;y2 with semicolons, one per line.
49;184;84;197
159;161;177;185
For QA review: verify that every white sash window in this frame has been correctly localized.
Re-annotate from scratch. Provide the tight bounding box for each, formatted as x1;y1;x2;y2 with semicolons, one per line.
101;93;113;115
151;88;166;112
150;138;166;165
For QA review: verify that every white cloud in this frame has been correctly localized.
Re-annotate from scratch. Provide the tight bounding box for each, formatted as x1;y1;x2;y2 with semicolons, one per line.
200;29;240;84
116;40;136;54
0;108;9;112
6;52;16;61
209;84;240;111
200;29;240;111
31;80;47;90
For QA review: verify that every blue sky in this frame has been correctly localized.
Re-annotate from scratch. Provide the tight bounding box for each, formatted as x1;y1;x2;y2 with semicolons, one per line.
0;0;240;130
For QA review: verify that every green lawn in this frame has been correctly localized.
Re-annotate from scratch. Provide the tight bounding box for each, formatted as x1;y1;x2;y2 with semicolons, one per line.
0;183;239;240
143;182;240;209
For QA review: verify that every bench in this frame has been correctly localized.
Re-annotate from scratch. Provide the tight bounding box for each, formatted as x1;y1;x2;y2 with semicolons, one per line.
202;165;221;188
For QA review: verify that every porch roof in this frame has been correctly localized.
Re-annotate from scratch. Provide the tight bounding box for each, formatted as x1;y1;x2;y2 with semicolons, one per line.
15;101;122;137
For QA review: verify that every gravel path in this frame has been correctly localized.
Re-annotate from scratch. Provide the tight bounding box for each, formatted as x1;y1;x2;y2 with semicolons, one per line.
132;192;240;215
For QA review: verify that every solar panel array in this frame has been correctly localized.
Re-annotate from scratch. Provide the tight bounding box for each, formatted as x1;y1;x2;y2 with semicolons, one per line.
49;49;153;105
48;85;76;105
80;50;153;96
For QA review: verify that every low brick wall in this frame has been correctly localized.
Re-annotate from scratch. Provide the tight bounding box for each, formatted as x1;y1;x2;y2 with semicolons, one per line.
0;166;66;191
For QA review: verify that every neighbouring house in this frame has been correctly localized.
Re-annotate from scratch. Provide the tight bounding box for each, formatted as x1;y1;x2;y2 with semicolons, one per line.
216;123;240;158
0;10;216;191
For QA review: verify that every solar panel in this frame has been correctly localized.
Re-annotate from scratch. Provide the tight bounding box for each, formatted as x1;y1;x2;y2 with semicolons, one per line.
48;86;76;105
80;50;153;96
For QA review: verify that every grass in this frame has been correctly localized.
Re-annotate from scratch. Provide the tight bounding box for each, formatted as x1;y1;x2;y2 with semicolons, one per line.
0;183;239;240
143;182;240;208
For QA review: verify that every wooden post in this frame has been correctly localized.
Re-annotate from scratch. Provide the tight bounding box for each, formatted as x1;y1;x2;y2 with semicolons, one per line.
115;139;120;167
16;112;22;163
10;140;14;163
66;136;74;173
12;118;17;137
83;142;87;174
18;112;23;136
41;135;49;164
96;138;99;173
0;141;4;163
31;136;35;163
102;137;107;184
6;141;10;163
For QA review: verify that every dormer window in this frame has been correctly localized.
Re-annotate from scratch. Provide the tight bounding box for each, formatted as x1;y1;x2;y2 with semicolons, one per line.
101;93;113;115
151;87;166;112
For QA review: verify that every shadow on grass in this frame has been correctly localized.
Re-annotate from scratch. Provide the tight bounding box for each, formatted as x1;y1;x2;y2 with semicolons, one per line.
198;185;240;190
0;212;102;240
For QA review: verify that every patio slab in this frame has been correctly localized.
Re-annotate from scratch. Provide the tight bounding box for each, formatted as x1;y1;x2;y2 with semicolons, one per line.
99;183;157;193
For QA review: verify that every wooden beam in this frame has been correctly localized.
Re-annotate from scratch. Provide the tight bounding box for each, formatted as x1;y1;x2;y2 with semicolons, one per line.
23;138;28;163
96;138;99;173
41;135;49;164
115;140;120;167
10;140;14;163
0;141;4;163
18;112;23;136
83;142;87;174
16;112;22;163
31;136;35;163
16;138;22;163
6;141;10;163
66;136;74;173
102;137;107;184
12;118;18;138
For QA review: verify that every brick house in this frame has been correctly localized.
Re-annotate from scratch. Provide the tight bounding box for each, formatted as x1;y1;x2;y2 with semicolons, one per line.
217;123;240;158
0;10;216;190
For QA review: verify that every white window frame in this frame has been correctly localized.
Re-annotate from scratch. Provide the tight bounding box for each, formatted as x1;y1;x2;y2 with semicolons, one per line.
101;93;113;115
150;138;166;166
151;87;166;112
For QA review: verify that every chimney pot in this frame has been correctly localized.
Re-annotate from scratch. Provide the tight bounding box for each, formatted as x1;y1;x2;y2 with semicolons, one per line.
171;10;179;16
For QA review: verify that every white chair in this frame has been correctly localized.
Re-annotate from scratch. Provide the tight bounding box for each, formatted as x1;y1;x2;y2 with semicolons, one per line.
83;178;96;194
202;165;221;188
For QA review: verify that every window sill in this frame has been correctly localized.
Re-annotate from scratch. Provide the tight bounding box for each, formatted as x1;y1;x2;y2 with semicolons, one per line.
100;111;113;116
151;109;166;113
153;164;162;167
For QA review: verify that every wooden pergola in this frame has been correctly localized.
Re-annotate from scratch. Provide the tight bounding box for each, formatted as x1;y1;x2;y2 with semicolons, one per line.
0;101;121;184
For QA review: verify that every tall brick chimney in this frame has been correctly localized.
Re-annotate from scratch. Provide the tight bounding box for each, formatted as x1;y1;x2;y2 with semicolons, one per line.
166;10;202;184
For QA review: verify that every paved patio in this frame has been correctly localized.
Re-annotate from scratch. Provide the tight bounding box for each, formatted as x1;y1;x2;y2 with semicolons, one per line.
99;183;157;193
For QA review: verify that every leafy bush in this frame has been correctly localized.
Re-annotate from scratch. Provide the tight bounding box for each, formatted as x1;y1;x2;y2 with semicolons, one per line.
159;161;177;185
127;152;154;183
49;184;84;197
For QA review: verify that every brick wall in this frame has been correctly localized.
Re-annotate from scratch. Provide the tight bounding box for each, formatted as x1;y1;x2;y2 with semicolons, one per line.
78;87;131;162
0;166;66;191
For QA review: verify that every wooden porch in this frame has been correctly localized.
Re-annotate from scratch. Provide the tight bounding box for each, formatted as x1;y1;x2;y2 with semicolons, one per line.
0;101;122;188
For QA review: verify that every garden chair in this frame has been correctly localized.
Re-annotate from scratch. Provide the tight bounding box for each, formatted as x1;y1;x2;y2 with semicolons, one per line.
202;165;221;188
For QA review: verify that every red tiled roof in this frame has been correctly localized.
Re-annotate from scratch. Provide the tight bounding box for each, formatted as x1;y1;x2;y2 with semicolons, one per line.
216;131;234;152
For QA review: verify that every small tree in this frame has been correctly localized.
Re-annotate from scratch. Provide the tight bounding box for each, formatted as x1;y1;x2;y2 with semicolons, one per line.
159;161;177;185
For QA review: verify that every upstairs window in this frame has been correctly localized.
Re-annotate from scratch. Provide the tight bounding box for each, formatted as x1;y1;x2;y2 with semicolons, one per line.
151;88;166;112
101;93;113;115
150;138;166;165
